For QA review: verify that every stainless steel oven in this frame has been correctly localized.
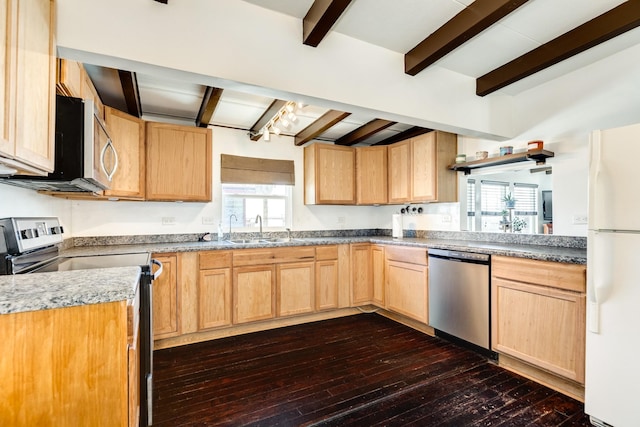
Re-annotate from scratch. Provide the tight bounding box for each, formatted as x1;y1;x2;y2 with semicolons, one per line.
0;217;160;426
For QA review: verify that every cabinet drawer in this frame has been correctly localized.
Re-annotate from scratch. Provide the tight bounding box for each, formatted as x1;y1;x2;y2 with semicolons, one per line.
385;246;428;266
315;245;338;261
233;247;315;266
492;255;585;292
199;250;232;270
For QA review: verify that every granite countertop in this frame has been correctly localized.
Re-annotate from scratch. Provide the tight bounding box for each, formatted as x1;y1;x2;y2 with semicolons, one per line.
1;234;584;316
0;266;141;315
60;236;586;264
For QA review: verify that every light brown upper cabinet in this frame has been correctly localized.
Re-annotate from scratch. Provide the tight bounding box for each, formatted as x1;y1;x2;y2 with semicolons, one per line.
103;107;146;200
145;122;212;202
388;131;458;204
0;0;55;175
356;145;388;205
304;143;356;205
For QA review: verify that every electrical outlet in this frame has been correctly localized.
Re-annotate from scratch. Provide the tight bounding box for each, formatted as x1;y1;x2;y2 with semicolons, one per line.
161;217;176;225
441;214;452;223
337;216;346;224
572;214;588;225
202;216;215;225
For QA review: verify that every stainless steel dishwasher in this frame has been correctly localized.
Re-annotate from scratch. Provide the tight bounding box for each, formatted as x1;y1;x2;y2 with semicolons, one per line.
428;248;491;350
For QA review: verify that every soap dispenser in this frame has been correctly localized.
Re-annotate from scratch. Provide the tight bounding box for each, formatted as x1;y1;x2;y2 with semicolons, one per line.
217;222;224;242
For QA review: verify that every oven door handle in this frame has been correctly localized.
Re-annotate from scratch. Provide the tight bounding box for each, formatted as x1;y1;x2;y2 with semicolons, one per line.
151;259;163;280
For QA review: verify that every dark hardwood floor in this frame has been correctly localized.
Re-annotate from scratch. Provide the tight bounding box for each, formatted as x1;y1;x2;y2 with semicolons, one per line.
153;314;591;426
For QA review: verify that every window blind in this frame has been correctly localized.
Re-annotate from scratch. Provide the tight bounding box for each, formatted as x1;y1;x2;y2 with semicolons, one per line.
480;180;508;216
467;179;475;217
220;155;295;185
514;183;538;215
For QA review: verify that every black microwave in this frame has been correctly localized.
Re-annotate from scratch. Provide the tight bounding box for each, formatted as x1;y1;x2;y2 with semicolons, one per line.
1;96;117;193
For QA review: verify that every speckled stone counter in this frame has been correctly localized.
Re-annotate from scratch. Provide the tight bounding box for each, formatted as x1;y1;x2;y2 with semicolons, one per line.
0;266;141;314
61;235;586;265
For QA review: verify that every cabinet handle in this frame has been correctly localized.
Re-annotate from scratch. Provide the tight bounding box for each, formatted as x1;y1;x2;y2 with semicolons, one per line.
100;138;119;181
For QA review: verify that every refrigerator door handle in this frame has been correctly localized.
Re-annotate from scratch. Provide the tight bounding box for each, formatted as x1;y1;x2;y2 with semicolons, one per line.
590;130;604;230
587;231;616;333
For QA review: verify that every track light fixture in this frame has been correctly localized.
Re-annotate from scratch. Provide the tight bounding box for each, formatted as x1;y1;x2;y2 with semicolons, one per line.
260;101;305;141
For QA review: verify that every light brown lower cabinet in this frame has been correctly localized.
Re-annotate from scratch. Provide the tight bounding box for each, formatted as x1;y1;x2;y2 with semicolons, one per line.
0;297;138;426
277;262;315;317
372;245;385;306
350;243;373;305
384;246;429;323
198;251;232;331
315;245;339;311
233;265;276;324
491;255;586;384
152;253;180;339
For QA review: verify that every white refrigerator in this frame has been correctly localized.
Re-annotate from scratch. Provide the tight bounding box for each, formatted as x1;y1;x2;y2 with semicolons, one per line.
586;122;640;427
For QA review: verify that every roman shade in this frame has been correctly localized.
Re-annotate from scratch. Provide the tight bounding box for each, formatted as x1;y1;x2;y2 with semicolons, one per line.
220;154;295;185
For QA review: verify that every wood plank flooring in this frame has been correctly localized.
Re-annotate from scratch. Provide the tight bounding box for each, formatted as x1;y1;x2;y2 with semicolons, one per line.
153;314;592;426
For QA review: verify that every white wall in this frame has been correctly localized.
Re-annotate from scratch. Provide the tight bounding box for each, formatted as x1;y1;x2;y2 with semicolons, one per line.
0;184;73;233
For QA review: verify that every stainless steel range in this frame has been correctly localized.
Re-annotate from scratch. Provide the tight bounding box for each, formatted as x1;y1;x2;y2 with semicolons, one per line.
0;217;160;427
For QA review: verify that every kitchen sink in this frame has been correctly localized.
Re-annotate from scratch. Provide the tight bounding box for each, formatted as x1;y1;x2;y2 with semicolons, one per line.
225;239;263;244
224;238;304;244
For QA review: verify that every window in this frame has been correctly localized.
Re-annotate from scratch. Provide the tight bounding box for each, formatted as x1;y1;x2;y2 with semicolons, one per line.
221;184;292;231
466;178;540;233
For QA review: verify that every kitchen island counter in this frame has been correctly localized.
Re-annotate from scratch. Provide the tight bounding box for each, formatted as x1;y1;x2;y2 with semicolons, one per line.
0;266;141;314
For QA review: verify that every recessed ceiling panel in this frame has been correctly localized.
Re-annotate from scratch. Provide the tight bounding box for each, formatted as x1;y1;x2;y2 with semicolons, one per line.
137;73;206;120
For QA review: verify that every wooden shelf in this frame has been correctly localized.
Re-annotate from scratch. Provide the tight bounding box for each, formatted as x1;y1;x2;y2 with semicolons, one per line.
448;149;554;175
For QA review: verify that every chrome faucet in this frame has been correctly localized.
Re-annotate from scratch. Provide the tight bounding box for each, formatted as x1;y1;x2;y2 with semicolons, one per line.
255;214;263;239
228;214;237;238
286;228;291;240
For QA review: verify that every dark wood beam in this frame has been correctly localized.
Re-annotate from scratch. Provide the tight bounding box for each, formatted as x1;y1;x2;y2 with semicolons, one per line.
154;0;168;4
117;70;142;118
294;110;351;146
303;0;352;47
373;126;433;146
335;119;396;146
196;87;223;128
249;99;287;141
405;0;528;76
477;0;640;96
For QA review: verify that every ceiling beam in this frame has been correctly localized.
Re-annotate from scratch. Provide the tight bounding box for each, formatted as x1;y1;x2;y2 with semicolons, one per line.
249;99;287;141
405;0;529;76
476;0;640;96
335;119;396;146
294;110;351;146
117;70;142;118
153;0;168;4
196;87;223;128
303;0;352;47
373;127;433;146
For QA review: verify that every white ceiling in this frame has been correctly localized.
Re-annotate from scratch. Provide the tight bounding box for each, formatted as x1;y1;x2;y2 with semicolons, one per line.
85;0;637;143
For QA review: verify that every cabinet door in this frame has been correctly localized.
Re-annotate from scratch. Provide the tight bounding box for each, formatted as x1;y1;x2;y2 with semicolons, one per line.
304;143;356;204
82;68;104;120
233;265;276;324
411;133;437;202
372;245;385;306
13;0;55;172
198;268;232;330
350;244;372;305
146;122;212;202
387;140;411;203
104;107;146;199
0;0;14;155
492;278;586;383
386;260;428;323
277;262;315;317
152;254;180;339
316;259;339;311
56;58;83;98
128;326;140;427
356;146;388;205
